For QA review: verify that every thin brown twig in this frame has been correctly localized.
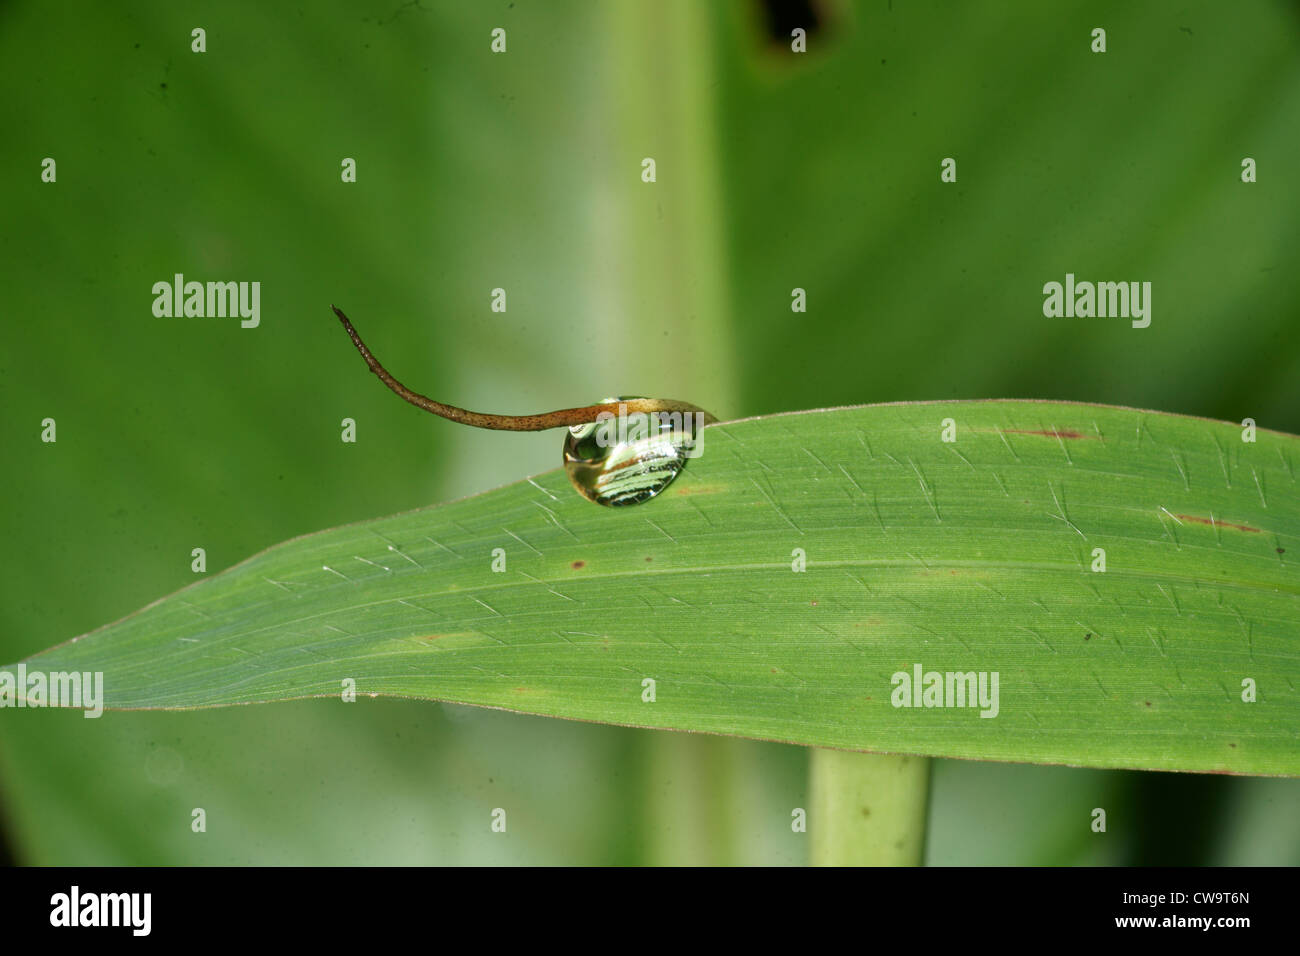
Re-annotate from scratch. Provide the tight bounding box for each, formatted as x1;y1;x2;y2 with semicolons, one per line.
331;306;716;431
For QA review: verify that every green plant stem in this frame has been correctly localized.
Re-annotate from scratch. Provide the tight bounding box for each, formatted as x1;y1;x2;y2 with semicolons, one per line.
810;749;931;865
599;0;736;414
603;0;749;864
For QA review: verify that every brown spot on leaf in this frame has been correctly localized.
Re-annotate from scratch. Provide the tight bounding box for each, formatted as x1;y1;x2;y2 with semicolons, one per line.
1278;548;1286;554
1005;428;1093;440
1174;514;1261;533
1084;633;1091;640
571;560;586;569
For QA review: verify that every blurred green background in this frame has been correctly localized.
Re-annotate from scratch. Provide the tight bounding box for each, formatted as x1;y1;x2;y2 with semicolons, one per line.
2;0;1297;864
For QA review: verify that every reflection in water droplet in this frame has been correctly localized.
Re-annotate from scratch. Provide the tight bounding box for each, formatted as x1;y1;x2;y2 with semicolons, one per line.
564;397;705;506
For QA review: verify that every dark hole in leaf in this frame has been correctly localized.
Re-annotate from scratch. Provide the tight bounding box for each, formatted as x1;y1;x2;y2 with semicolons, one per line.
755;0;826;46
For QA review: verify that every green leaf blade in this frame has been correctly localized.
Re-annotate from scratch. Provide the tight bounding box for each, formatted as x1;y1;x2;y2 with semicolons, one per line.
18;401;1299;775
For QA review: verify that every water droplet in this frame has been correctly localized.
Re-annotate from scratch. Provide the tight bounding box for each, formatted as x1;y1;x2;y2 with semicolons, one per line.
563;397;703;506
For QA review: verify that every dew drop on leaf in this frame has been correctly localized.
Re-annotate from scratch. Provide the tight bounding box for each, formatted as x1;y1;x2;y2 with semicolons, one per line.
563;396;703;506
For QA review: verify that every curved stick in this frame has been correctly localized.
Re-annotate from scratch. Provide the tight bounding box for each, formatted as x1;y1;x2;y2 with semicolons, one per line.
332;306;716;431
